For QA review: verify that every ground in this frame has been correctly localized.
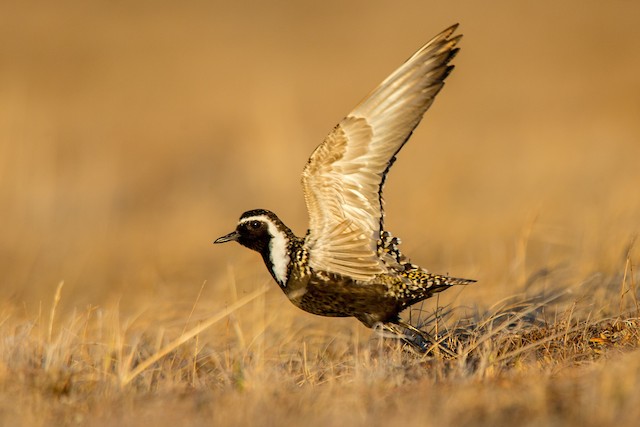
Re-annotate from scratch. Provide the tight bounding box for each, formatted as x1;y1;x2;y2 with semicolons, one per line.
1;1;640;426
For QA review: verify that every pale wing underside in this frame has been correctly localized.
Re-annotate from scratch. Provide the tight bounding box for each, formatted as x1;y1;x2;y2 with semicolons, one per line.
302;24;462;281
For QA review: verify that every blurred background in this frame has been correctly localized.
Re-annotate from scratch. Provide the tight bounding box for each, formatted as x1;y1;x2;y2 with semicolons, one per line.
1;0;639;320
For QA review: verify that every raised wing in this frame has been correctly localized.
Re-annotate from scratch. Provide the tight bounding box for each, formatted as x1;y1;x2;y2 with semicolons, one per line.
302;24;461;281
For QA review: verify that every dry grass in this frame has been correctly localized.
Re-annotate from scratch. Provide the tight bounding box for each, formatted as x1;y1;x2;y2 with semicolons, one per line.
2;1;640;426
1;271;640;426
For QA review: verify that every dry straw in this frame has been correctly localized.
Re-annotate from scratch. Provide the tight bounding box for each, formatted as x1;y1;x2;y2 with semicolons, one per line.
119;284;269;387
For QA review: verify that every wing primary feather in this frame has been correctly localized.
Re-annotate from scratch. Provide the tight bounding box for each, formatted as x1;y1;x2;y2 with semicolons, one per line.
302;25;462;281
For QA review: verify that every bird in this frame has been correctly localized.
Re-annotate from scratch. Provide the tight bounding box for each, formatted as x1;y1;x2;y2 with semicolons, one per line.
214;24;475;351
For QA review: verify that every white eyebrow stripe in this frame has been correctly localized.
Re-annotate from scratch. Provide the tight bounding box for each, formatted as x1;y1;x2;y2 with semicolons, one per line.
239;215;269;224
239;215;290;286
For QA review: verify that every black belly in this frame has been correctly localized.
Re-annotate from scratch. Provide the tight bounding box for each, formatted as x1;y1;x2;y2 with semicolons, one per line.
285;274;402;327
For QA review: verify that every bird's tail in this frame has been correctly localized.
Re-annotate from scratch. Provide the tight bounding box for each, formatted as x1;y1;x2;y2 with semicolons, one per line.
414;271;475;289
398;268;476;306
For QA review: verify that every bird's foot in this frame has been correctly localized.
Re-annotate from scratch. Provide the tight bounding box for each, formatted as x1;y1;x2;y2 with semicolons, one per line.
373;321;455;356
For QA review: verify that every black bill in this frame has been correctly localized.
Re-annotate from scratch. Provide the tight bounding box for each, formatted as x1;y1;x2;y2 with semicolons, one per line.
213;231;240;244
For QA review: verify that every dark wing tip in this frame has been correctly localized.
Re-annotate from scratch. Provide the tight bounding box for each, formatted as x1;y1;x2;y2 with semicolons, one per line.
440;23;459;37
440;23;461;41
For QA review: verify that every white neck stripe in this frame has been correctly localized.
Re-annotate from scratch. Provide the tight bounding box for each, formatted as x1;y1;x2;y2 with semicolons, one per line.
240;215;290;286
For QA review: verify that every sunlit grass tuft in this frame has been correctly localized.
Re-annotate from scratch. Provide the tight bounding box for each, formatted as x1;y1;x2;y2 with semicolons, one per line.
1;262;639;425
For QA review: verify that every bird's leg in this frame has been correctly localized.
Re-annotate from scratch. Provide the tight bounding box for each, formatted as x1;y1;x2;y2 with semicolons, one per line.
371;322;424;352
370;322;426;353
379;321;456;357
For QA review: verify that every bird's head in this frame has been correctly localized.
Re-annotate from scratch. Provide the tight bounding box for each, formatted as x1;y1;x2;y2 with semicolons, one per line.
214;209;284;253
214;209;294;286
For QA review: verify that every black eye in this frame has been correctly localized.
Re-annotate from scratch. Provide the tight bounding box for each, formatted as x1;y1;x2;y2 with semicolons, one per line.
249;221;261;229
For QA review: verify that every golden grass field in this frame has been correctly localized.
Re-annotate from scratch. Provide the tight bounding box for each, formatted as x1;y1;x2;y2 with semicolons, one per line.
1;1;640;425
